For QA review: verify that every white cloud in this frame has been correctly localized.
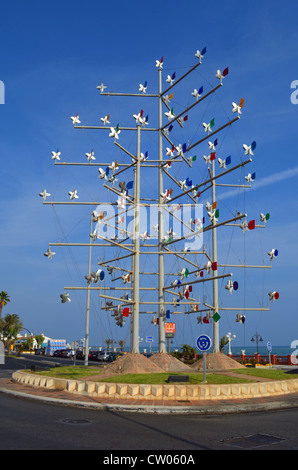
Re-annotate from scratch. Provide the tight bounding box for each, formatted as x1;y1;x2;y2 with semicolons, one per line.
218;166;298;201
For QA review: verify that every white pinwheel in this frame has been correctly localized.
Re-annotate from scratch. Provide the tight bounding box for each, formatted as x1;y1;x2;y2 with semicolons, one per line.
203;154;211;165
166;72;176;85
178;267;189;280
166;146;175;157
133;109;144;125
109;124;121;140
218;157;227;169
39;189;51;201
245;173;255;184
68;189;79;200
100;114;110;126
109;160;119;173
235;313;246;324
44;247;56;260
97;82;107;93
116;196;126;209
204;261;212;275
268;291;279;301
51;150;61;161
155;57;163;69
179;179;187;191
70;113;80;125
240;219;249;233
208;139;218;151
195;47;206;62
225;279;234;294
202;122;212;133
121;273;131;284
60;293;71;303
166;227;176;239
243;142;256;157
140;231;149;242
139;81;147;93
164;108;175;120
216;67;229;82
90;230;98;242
267;248;278;261
232;98;245;115
161;189;172;202
85;149;95;162
98;167;108;180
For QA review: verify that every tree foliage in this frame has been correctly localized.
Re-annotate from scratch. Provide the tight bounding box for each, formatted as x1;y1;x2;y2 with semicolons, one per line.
0;291;10;320
1;313;23;353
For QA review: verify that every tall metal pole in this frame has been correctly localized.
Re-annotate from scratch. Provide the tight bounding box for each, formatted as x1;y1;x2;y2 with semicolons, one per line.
158;66;166;353
211;160;220;353
130;165;136;351
131;124;141;353
84;214;93;365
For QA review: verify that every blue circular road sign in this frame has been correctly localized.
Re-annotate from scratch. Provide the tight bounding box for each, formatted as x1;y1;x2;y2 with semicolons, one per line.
196;334;212;352
267;341;272;352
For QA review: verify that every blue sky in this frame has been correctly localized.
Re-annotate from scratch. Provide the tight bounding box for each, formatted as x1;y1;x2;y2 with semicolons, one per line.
0;0;298;353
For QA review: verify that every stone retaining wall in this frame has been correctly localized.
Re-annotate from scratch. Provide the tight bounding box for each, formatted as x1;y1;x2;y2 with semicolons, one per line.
12;370;298;401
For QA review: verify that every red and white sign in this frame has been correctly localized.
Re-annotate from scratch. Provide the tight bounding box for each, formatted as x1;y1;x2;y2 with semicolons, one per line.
165;322;176;334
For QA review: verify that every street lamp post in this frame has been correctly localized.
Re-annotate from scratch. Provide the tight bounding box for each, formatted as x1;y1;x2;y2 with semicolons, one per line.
251;332;263;354
226;332;236;355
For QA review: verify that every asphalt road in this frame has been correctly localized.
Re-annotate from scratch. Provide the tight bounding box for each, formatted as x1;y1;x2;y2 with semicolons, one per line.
1;354;298;451
1;392;298;451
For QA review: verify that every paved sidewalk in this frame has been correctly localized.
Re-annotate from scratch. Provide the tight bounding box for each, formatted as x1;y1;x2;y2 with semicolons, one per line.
1;375;298;415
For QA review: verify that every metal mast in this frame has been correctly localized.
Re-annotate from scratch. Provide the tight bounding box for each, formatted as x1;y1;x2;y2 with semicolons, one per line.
158;64;166;353
131;124;141;353
211;159;219;353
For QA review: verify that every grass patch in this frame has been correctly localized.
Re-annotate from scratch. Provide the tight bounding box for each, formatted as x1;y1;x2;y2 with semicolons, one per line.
99;372;252;385
30;366;104;380
28;366;298;384
233;368;298;380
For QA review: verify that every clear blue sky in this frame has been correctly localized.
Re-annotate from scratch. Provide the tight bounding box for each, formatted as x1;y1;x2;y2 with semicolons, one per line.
1;0;298;352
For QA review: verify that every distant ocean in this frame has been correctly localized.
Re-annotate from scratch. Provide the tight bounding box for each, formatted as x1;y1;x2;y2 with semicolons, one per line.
139;345;294;357
225;346;293;357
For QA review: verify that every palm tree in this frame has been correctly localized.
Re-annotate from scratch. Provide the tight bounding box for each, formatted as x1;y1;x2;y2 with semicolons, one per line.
35;334;45;348
0;291;10;320
118;339;126;352
104;339;113;352
220;336;229;353
179;344;197;360
2;313;23;354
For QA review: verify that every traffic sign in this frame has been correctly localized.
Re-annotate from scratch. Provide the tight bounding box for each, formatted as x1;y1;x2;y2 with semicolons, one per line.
196;334;212;352
146;336;153;343
267;341;272;352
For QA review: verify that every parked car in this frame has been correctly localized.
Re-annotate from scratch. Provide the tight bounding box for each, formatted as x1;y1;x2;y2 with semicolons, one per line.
34;347;45;355
116;351;126;359
107;352;117;362
96;351;110;362
53;349;64;357
89;350;100;361
76;350;85;360
60;349;74;358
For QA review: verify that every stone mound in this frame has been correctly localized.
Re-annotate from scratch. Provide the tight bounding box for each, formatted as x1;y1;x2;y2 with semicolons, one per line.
191;352;245;371
105;353;164;375
149;352;192;372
